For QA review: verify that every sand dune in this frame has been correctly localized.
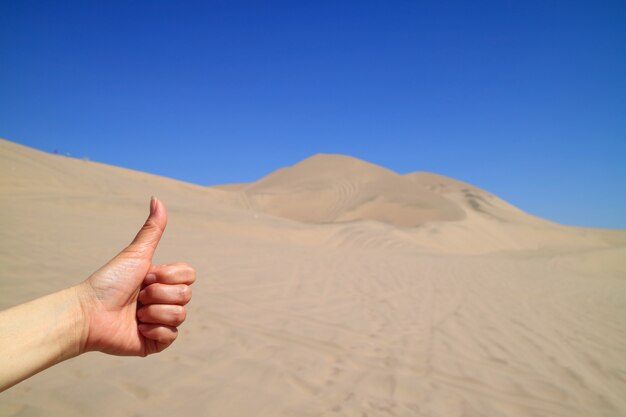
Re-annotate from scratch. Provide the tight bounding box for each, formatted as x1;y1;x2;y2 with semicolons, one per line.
1;138;625;417
228;154;465;226
216;153;610;254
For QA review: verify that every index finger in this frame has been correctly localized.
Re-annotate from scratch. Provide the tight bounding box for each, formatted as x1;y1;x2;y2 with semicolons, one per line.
144;262;196;285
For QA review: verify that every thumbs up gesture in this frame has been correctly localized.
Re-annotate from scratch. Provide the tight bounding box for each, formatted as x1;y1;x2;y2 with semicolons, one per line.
79;197;195;356
0;197;195;391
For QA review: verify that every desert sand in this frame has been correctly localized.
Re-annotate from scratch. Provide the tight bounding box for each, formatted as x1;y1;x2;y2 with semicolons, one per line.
1;138;625;417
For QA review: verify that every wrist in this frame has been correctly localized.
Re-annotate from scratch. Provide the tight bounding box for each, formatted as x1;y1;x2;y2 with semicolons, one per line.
69;282;96;356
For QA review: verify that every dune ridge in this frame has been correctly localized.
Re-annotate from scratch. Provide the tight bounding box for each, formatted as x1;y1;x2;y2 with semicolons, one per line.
1;138;625;417
214;153;611;254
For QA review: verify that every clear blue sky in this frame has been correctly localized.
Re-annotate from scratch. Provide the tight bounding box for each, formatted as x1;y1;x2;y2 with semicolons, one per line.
1;1;625;228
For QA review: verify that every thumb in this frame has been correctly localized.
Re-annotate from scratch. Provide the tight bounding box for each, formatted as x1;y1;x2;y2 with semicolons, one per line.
126;196;167;258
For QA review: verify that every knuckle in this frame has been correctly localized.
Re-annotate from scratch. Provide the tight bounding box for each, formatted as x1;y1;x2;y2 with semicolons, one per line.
179;285;192;303
144;219;162;234
187;267;197;282
168;327;179;341
159;328;177;344
173;306;186;325
146;284;158;297
177;263;196;281
144;284;162;302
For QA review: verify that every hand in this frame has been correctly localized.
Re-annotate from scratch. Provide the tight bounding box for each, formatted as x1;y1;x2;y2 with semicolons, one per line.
78;197;195;356
0;197;195;392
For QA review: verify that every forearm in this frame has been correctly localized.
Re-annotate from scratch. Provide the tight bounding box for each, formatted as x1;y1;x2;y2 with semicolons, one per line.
0;286;89;392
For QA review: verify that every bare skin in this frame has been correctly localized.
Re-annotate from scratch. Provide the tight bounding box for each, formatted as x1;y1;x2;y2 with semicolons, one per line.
0;197;195;392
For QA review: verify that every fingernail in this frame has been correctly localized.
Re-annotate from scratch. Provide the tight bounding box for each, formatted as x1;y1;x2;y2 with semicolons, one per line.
145;273;157;284
150;196;157;215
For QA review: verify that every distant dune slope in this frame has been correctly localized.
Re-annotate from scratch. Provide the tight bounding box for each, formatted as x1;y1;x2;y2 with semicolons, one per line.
211;153;614;253
1;138;619;257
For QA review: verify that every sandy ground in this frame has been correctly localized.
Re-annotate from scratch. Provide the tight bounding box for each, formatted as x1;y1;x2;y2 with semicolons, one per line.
1;138;625;417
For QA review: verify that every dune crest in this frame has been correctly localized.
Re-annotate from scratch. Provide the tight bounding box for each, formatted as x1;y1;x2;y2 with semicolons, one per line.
227;154;465;226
